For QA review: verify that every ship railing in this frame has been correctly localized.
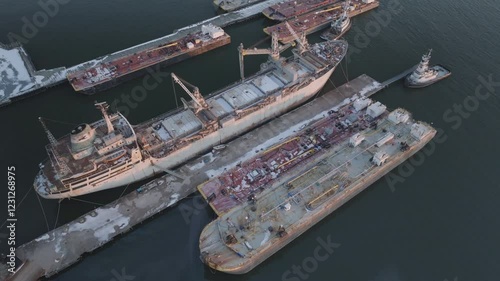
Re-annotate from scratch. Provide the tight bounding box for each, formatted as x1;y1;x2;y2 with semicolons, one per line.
63;159;136;191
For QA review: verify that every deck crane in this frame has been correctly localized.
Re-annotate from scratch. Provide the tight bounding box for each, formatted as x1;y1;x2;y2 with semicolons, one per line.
171;73;208;113
238;32;294;80
285;22;309;54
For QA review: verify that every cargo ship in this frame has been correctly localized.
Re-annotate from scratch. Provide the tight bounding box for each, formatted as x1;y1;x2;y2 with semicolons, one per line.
213;0;266;12
198;97;436;273
34;35;348;199
405;49;451;88
262;0;341;22
264;0;379;43
66;24;230;94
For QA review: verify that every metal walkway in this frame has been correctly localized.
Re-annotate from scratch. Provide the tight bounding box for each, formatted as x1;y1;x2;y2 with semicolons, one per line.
380;65;418;88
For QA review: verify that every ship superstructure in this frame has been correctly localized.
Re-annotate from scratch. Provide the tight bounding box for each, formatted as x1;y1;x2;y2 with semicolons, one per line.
405;49;451;88
198;97;436;273
35;34;348;199
264;0;378;43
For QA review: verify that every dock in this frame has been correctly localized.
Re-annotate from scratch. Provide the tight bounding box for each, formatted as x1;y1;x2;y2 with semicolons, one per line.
0;43;66;107
380;65;418;88
0;0;284;106
8;74;383;281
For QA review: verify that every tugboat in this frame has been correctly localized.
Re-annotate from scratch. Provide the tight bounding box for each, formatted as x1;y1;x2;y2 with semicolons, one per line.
405;49;451;88
321;0;352;40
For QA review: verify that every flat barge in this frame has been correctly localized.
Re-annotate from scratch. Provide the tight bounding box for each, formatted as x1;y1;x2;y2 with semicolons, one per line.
67;25;230;94
264;0;379;43
198;98;436;273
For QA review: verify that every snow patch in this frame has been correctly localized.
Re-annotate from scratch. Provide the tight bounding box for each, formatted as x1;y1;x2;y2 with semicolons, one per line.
35;233;50;242
359;81;381;96
68;205;130;243
168;193;180;206
260;230;271;246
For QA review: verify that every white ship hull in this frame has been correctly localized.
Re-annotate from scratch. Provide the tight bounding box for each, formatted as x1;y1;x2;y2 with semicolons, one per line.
40;68;335;199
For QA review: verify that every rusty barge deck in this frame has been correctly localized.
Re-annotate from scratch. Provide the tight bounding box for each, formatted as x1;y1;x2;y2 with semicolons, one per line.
67;28;231;94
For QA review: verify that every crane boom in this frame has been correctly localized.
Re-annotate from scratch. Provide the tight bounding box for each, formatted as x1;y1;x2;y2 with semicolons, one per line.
171;73;208;111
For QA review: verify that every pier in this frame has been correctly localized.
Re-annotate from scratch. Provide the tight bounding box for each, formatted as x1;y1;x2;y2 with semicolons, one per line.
0;0;284;107
7;74;384;281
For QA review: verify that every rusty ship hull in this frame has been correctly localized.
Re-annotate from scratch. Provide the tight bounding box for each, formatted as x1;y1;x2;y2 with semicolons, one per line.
262;0;341;21
264;0;379;43
67;30;231;95
198;97;436;273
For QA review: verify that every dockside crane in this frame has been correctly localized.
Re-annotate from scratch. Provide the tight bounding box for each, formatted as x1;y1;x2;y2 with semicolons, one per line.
238;32;294;80
171;73;208;113
285;22;309;54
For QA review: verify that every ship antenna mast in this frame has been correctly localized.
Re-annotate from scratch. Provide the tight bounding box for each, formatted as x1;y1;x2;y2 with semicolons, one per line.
95;101;114;134
38;117;70;174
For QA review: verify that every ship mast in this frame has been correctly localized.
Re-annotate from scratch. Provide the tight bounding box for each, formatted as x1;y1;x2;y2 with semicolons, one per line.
38;117;70;174
95;101;114;134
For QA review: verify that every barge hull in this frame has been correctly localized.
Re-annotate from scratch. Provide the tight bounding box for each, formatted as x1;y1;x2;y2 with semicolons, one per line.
74;36;231;94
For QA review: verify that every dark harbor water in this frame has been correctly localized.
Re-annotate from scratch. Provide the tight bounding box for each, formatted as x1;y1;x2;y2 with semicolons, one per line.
0;0;499;280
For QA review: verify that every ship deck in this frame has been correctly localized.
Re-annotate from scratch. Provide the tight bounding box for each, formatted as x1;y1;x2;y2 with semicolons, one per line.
133;57;312;156
67;32;231;91
132;40;348;158
198;102;379;215
264;0;380;43
10;74;383;281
